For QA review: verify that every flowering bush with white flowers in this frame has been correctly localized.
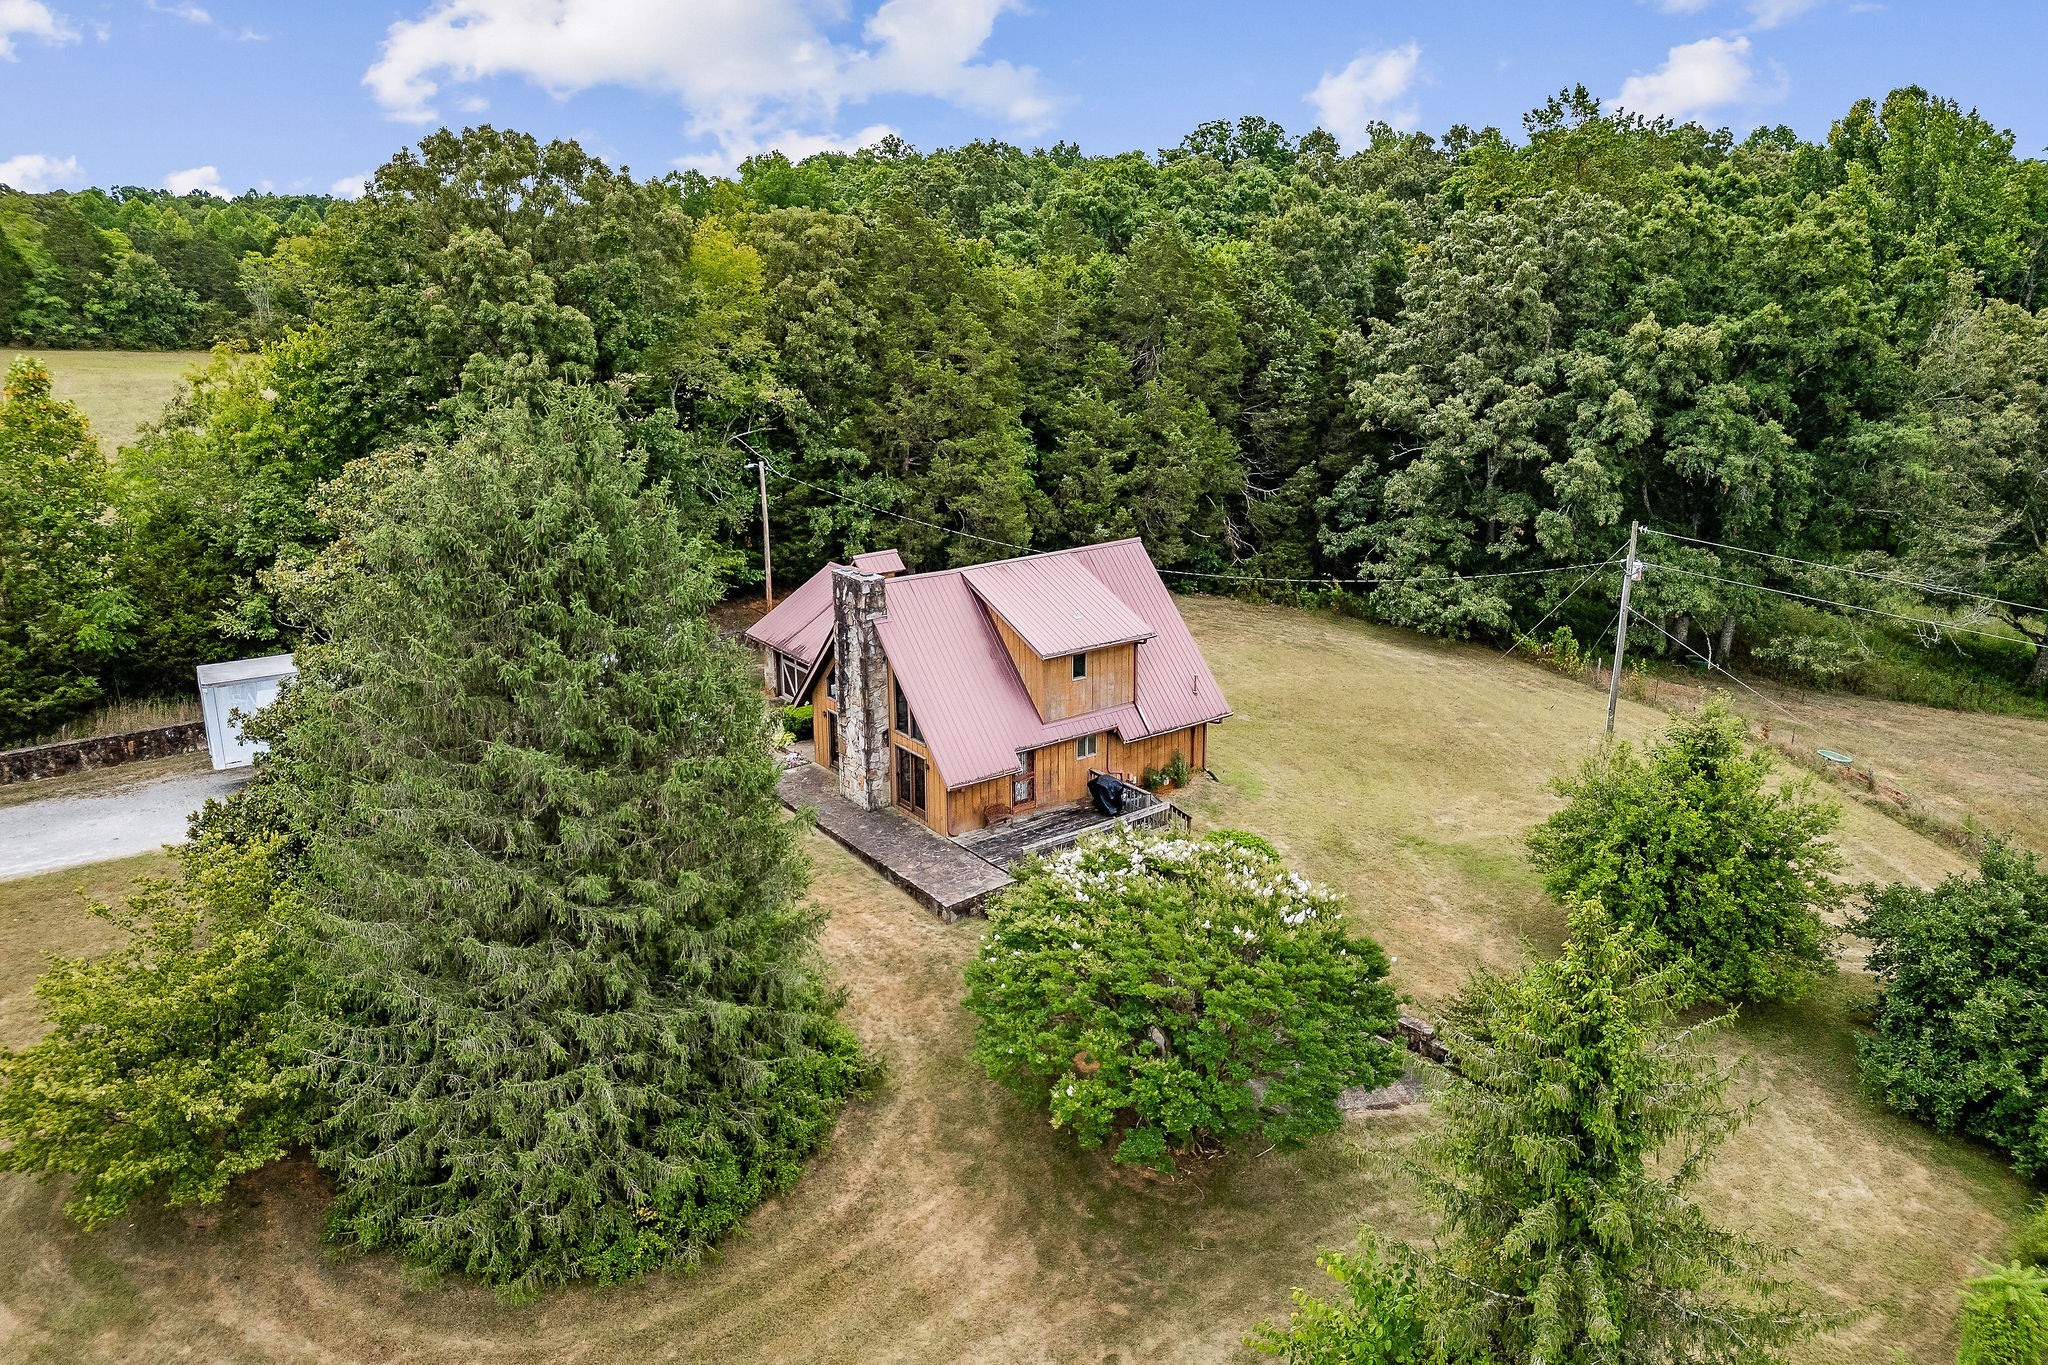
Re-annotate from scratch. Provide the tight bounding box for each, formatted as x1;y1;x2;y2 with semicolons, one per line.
963;827;1403;1173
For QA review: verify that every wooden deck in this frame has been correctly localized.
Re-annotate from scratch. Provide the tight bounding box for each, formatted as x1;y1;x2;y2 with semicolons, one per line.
777;759;1014;920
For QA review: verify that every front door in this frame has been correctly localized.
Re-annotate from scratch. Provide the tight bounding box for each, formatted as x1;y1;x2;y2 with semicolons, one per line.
895;746;927;816
825;712;839;768
1012;747;1035;806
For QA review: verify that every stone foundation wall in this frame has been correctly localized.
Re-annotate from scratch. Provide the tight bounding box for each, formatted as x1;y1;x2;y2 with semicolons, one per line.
0;722;208;785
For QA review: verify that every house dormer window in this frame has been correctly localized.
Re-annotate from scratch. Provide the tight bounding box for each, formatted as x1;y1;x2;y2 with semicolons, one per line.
893;678;923;743
1071;652;1088;680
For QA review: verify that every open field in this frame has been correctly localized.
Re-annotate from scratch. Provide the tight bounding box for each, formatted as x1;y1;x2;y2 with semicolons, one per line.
4;348;204;453
1718;679;2048;856
0;598;2036;1362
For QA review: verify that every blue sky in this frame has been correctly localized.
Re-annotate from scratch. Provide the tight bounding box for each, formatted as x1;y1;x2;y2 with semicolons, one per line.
2;0;2045;198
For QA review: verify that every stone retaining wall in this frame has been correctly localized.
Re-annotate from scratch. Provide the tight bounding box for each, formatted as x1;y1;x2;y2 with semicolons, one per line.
0;722;207;785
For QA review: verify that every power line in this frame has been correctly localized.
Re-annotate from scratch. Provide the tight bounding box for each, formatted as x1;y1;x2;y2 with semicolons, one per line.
1641;560;2025;648
1155;560;1620;587
761;462;1036;555
762;458;1621;589
1640;527;2048;620
1624;605;1809;736
1504;548;1623;659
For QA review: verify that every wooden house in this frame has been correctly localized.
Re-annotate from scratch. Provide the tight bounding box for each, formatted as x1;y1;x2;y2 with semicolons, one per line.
746;539;1231;837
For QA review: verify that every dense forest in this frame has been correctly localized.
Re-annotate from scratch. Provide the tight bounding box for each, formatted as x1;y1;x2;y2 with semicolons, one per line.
0;186;332;348
5;84;2048;744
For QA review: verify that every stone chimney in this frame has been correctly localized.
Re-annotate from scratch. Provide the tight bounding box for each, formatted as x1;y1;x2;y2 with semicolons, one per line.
832;568;892;811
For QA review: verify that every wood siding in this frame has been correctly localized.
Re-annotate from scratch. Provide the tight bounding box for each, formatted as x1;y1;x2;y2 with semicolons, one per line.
940;722;1208;836
987;612;1136;720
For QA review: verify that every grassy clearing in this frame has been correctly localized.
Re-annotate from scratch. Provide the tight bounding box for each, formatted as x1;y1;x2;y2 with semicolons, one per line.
3;348;203;454
0;597;2036;1362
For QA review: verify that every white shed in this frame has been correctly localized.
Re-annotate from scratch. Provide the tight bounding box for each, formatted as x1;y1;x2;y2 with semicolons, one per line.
195;653;297;770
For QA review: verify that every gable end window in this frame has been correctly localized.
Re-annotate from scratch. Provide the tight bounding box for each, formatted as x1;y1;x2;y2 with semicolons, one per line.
1070;652;1088;680
893;678;924;743
1075;733;1099;760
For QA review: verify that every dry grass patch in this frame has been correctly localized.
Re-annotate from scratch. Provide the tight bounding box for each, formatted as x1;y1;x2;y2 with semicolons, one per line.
1171;595;2023;1362
0;834;1430;1364
0;598;2030;1363
3;348;204;455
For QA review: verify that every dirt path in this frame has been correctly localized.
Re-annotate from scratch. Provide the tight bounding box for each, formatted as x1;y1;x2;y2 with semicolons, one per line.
0;760;245;880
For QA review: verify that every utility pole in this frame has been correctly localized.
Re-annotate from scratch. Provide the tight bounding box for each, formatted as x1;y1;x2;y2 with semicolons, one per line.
754;459;774;607
1605;520;1641;737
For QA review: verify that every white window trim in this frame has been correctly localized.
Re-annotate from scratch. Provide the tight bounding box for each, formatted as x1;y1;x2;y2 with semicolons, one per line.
1075;733;1099;759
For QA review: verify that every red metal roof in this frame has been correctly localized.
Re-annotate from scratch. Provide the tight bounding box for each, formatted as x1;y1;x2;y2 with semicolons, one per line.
963;554;1155;657
875;538;1231;789
851;548;906;574
743;561;838;666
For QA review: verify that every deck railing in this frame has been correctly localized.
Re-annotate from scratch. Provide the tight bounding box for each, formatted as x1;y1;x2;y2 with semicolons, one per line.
1016;783;1191;857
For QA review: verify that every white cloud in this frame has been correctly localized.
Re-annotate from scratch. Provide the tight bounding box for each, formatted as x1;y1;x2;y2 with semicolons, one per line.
328;172;370;198
0;151;82;190
0;0;77;58
1304;42;1422;145
164;164;226;196
1743;0;1821;26
1614;35;1781;121
676;122;898;175
363;0;1054;167
144;0;212;23
1645;0;1822;27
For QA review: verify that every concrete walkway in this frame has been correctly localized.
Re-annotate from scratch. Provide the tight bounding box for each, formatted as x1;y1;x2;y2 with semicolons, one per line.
777;760;1013;919
0;766;248;880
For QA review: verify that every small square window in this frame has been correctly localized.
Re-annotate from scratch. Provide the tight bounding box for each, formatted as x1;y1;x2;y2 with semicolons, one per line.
1075;733;1099;760
1071;653;1088;680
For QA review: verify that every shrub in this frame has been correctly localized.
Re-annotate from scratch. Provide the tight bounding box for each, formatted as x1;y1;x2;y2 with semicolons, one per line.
964;827;1402;1173
276;391;863;1293
1516;624;1587;678
1959;1261;2048;1365
1139;749;1193;792
1526;699;1843;1004
1250;1232;1481;1365
0;829;309;1228
1855;840;2048;1174
1750;631;1871;688
782;703;813;740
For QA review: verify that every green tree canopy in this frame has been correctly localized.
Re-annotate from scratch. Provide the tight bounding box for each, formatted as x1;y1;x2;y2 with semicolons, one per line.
275;389;862;1292
1855;839;2048;1175
964;828;1403;1173
1421;901;1810;1362
0;356;130;741
1526;700;1843;1004
0;829;308;1228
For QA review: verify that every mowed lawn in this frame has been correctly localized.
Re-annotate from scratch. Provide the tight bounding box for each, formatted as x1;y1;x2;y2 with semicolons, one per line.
4;347;205;454
0;597;2035;1363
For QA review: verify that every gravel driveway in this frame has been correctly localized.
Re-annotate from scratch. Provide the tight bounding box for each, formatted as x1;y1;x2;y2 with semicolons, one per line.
0;766;248;880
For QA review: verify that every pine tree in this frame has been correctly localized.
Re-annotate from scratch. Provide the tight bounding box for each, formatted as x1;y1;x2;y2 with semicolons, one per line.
281;390;862;1293
1421;902;1812;1363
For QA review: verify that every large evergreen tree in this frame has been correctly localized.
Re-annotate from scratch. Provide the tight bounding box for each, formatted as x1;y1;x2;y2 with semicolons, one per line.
281;390;862;1293
1421;902;1811;1363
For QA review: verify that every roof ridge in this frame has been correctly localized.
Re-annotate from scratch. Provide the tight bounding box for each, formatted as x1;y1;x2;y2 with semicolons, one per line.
885;536;1147;585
